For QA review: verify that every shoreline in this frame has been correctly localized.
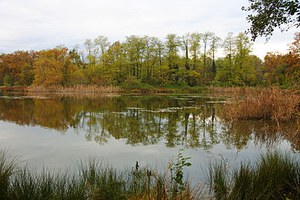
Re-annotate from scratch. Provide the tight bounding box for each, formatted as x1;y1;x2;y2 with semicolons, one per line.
0;85;298;95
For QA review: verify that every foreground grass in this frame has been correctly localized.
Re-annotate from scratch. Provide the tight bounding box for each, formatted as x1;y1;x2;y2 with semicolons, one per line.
1;150;300;199
0;150;208;200
209;151;300;200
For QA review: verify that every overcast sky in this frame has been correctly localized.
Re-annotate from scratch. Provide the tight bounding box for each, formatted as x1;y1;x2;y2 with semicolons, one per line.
0;0;297;59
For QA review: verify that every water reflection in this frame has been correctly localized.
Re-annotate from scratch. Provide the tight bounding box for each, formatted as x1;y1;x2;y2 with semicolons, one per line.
0;95;299;151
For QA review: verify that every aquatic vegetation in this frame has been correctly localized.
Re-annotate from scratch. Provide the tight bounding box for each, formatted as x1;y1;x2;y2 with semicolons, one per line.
0;150;205;200
1;148;299;199
223;87;300;121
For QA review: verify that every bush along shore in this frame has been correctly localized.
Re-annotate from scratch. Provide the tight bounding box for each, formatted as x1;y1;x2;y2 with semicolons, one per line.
0;149;300;199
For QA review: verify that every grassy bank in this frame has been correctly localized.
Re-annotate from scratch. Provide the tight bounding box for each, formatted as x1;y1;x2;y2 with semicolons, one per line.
1;149;299;199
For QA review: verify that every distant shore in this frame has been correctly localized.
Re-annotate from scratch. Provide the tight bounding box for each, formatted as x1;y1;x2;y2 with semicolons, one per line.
1;85;299;95
0;85;187;94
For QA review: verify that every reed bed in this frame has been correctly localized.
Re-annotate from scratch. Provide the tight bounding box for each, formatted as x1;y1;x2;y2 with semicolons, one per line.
222;87;300;121
25;85;121;94
208;151;300;200
207;86;250;94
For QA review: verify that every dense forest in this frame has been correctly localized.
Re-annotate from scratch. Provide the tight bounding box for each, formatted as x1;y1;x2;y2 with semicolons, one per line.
0;32;299;88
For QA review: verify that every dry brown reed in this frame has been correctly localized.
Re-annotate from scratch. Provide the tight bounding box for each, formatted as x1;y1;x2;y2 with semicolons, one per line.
222;87;300;122
208;86;249;94
25;85;121;94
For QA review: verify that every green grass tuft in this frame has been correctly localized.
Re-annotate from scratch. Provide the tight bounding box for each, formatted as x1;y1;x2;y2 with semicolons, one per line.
209;151;300;200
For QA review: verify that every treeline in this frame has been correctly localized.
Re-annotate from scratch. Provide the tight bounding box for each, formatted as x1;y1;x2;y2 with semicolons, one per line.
0;32;299;87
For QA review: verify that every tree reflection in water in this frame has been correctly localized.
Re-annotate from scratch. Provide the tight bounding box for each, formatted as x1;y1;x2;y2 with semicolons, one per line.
0;95;299;151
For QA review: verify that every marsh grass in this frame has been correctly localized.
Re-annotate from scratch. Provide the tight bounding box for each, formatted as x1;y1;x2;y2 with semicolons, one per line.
208;160;229;200
0;152;207;200
4;150;298;200
8;168;86;200
223;87;300;121
209;151;300;200
0;149;18;199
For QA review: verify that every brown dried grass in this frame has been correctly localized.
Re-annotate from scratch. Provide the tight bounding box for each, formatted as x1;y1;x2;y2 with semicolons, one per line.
25;85;121;94
223;87;300;121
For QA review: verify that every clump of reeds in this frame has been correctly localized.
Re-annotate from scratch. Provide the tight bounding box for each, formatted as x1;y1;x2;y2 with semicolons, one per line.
223;87;300;121
208;151;300;200
25;85;121;94
0;149;18;199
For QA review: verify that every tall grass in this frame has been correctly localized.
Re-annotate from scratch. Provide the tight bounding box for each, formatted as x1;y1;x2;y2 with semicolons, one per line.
208;151;300;200
0;149;17;199
0;151;208;200
3;149;298;199
223;87;300;121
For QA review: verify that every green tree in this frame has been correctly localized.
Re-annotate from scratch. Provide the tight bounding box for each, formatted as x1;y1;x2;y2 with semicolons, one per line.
216;33;235;85
83;37;110;84
234;33;253;84
84;39;95;67
181;33;191;85
102;41;126;84
243;0;300;40
189;32;201;70
201;32;214;81
165;34;181;84
124;35;147;80
142;36;164;84
94;35;110;58
216;33;257;85
209;34;222;80
151;37;165;84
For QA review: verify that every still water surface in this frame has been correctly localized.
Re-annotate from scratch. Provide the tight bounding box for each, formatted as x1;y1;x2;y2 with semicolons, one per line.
0;93;298;183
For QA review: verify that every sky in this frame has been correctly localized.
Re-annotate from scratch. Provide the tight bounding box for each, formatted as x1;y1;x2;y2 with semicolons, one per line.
0;0;298;59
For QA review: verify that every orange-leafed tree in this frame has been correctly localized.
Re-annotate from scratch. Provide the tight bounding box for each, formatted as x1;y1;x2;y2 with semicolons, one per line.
285;32;300;85
263;33;300;86
33;48;76;86
0;51;35;86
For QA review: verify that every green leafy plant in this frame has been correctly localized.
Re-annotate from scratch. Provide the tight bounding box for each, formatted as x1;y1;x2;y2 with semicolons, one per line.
168;148;192;195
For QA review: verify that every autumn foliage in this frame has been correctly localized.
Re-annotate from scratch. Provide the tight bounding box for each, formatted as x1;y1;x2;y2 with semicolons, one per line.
264;32;300;87
0;32;299;88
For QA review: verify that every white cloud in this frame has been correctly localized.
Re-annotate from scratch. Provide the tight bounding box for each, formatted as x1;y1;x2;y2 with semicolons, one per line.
0;0;296;59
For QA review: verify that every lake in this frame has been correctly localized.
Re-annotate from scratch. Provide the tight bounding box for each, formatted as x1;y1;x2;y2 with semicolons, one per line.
0;92;299;184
